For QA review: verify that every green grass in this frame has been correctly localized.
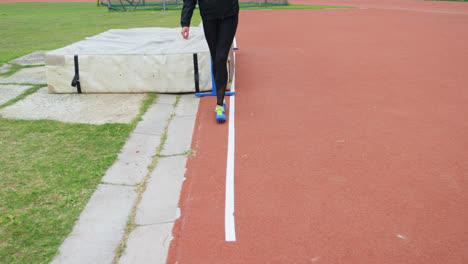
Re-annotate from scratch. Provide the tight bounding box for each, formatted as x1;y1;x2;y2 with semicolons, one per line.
0;118;135;264
0;2;350;263
0;2;200;64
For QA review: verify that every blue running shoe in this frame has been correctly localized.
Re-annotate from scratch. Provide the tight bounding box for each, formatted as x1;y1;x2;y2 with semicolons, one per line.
223;100;226;111
215;105;226;123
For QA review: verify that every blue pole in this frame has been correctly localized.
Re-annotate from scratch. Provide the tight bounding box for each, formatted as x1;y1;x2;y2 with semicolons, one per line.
196;56;235;97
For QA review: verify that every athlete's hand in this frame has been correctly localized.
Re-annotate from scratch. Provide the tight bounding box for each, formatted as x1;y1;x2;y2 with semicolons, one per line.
181;27;190;39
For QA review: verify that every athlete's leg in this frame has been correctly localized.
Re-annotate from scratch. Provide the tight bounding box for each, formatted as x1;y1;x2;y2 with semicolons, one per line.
213;15;238;106
202;19;219;85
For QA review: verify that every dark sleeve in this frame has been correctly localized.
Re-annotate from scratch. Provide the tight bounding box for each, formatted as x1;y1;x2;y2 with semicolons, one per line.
181;0;196;27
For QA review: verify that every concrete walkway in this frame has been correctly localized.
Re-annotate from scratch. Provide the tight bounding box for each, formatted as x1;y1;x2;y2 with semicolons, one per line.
51;94;199;264
1;51;201;263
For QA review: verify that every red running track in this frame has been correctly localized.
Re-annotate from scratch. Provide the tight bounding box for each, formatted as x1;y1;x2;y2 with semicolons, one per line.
169;5;468;264
293;0;468;14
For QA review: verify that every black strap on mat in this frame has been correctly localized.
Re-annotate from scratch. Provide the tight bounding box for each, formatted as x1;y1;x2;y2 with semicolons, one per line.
193;53;200;93
71;55;82;94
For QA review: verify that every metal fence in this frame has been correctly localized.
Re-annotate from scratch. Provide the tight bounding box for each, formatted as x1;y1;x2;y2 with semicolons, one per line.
106;0;289;11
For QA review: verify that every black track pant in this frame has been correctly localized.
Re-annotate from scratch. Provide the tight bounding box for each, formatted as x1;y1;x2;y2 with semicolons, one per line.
202;15;238;106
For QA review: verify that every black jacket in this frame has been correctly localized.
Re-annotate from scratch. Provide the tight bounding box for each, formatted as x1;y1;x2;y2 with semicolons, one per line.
181;0;239;27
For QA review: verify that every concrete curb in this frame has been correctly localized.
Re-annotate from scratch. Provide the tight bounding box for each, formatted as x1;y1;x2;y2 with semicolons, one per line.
119;223;174;264
0;66;46;84
118;95;199;264
50;184;137;264
0;63;11;74
9;51;46;66
135;155;188;225
0;84;32;105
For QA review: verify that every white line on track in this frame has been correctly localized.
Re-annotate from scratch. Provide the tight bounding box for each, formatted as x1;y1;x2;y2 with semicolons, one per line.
225;40;237;242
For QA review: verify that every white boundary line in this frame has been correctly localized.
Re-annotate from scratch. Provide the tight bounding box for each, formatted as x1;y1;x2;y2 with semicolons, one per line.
225;39;237;242
233;37;238;50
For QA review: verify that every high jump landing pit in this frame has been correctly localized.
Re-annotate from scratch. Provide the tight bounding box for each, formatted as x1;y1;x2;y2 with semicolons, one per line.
45;26;234;94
